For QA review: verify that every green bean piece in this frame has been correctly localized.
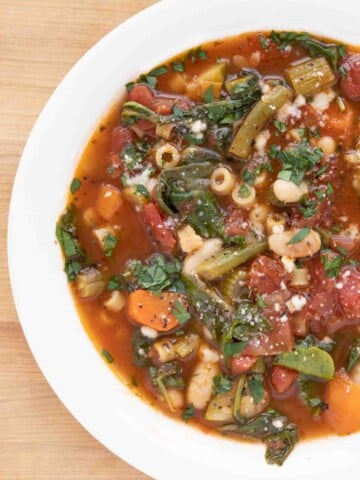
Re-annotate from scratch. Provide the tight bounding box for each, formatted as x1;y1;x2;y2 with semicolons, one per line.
229;85;293;159
285;57;336;96
197;241;268;281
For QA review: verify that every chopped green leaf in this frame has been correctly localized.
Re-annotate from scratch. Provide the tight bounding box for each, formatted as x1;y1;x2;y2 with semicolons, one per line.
213;374;233;396
203;84;215;103
259;35;269;50
182;404;195;420
348;339;360;371
103;233;117;257
135;184;150;198
102;348;114;364
70;177;81;194
171;61;185;72
256;294;266;309
274;120;287;134
131;254;184;293
223;341;247;358
107;274;133;292
248;374;265;403
239;183;251;198
287;228;310;245
148;65;169;77
125;81;135;92
172;299;191;324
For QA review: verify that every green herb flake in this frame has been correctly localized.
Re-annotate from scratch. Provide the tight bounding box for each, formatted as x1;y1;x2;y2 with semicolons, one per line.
223;341;247;358
103;233;117;257
243;168;256;185
287;228;310;245
248;374;265;403
171;61;185;72
213;374;233;396
348;339;360;371
135;184;150;198
182;404;195;421
203;84;215;103
125;81;135;92
239;183;251;198
102;348;114;364
259;35;269;50
70;177;81;194
274;120;287;134
172;299;191;324
256;294;266;309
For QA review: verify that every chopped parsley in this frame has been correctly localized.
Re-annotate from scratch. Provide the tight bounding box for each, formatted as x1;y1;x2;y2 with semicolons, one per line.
148;65;169;77
182;404;195;421
130;254;184;293
172;299;191;324
103;233;117;257
287;228;310;245
348;339;360;371
171;61;185;72
70;177;81;194
259;35;269;50
213;374;233;396
321;251;345;278
274;143;323;186
299;196;317;218
188;46;207;62
135;184;150;198
274;120;287;135
203;84;215;103
101;348;114;364
239;183;251;198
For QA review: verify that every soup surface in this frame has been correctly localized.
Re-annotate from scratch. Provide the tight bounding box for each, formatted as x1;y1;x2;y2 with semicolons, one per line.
56;31;360;465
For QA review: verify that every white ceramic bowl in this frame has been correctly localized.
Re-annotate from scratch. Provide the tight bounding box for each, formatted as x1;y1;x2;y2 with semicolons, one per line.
8;0;360;478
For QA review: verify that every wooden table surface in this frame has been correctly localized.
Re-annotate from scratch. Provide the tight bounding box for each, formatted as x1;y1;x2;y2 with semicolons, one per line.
0;1;159;478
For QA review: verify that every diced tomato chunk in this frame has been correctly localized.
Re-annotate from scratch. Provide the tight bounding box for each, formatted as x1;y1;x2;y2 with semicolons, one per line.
270;365;298;394
337;267;360;321
224;207;249;237
340;54;360;101
110;126;135;153
142;203;176;254
128;84;154;108
248;255;288;295
322;102;355;147
243;317;294;356
230;355;257;374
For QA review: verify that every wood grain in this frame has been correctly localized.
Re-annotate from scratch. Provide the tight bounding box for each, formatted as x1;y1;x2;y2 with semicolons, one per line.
0;1;159;478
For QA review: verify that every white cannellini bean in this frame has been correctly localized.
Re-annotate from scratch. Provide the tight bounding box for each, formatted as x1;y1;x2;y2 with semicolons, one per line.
232;54;248;69
268;228;321;258
316;136;336;155
140;326;159;339
249;51;261;67
199;343;220;363
186;361;220;410
182;238;223;277
344;151;360;166
272;179;308;203
238;389;270;419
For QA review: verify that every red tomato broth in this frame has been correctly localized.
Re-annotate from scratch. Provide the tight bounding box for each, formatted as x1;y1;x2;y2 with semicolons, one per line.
59;31;360;462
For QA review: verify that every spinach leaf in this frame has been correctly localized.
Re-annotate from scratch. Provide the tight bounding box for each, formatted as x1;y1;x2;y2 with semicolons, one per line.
298;374;328;416
296;334;335;352
348;338;360;371
130;254;184;293
155;162;214;214
181;275;232;342
182;404;195;420
107;274;133;292
247;373;265;404
269;31;346;70
213;374;233;396
132;329;152;366
221;409;298;466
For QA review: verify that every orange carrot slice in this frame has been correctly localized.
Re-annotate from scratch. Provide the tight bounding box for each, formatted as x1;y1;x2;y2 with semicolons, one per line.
127;290;188;332
324;369;360;435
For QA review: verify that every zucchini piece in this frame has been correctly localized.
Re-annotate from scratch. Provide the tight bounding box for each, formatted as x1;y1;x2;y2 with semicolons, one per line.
285;57;336;96
205;386;236;422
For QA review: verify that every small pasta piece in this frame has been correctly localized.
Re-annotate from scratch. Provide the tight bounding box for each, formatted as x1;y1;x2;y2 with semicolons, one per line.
266;214;287;235
232;54;248;69
344;151;360;166
249;203;270;228
186;361;220;410
155;143;180;169
315;136;337;155
178;225;204;253
210;167;236;196
231;183;256;209
103;291;126;312
272;179;308;203
155;123;175;140
290;267;310;287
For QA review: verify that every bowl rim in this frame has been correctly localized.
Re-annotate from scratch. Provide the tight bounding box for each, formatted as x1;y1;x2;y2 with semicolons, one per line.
8;0;360;478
